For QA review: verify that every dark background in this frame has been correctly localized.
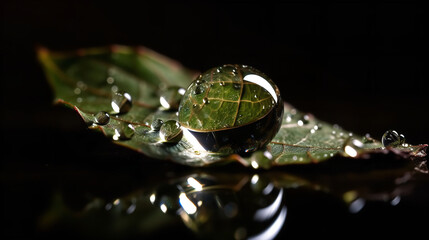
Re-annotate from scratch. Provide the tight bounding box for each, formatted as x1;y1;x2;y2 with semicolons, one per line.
2;0;428;239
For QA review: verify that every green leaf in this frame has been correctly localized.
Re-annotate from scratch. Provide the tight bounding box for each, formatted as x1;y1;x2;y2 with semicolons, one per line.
38;45;427;168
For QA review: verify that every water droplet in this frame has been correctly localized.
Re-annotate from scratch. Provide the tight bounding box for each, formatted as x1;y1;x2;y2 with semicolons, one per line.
160;120;182;143
106;77;114;84
160;86;184;110
177;64;283;155
94;111;110;125
382;130;405;147
111;91;132;114
151;119;164;131
112;123;135;140
342;138;364;158
74;87;81;95
194;85;203;95
76;97;83;103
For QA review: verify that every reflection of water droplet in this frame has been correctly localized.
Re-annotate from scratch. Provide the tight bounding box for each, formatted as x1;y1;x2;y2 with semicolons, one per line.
382;130;405;147
160;120;182;143
94;111;110;125
342;138;364;158
111;91;132;114
151;119;164;131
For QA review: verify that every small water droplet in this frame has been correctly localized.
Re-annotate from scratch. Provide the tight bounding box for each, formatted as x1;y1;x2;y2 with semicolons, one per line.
160;86;183;110
113;123;135;140
76;97;83;103
159;120;182;143
219;81;226;86
111;91;132;114
76;81;87;90
106;77;115;84
94;111;110;125
151;119;164;131
233;83;241;89
382;130;404;147
74;87;81;95
194;85;203;95
342;138;364;158
203;97;209;104
111;85;118;93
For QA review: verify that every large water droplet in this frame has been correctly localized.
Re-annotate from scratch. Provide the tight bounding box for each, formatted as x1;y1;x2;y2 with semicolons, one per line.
94;111;110;125
111;91;132;114
177;65;283;155
382;130;405;147
160;120;182;143
160;86;185;111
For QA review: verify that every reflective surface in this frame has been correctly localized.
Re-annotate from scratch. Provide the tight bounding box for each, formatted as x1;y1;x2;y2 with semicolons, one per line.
4;143;427;240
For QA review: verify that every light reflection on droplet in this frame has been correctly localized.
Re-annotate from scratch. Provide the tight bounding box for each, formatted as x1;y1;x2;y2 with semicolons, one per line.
187;177;203;191
390;196;401;206
113;199;120;205
251;160;259;169
179;193;197;215
160;204;168;213
149;193;156;204
126;203;136;214
243;74;278;103
251;174;259;185
349;198;365;213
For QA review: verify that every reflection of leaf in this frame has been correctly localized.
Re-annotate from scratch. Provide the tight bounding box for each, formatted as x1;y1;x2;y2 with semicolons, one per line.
38;45;427;168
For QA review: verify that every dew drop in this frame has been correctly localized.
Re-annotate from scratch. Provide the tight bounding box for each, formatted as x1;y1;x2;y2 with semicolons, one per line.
106;77;115;84
342;138;364;158
160;86;184;110
112;123;135;140
203;97;209;104
233;83;241;89
94;111;110;125
194;86;203;95
151;119;164;131
111;91;132;114
219;81;226;86
382;130;404;147
159;120;182;143
74;87;81;95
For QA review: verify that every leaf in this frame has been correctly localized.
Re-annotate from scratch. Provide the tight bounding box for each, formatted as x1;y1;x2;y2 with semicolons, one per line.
38;45;428;168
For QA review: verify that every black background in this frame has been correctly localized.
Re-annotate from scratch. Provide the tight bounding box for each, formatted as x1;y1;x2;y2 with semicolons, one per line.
2;0;429;239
